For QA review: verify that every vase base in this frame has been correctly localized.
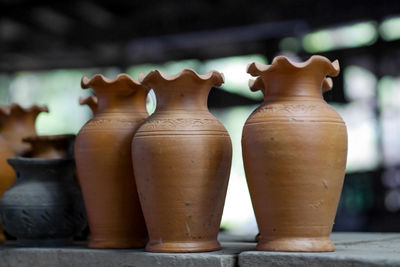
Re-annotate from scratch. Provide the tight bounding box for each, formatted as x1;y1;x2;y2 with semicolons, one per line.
146;240;221;253
18;238;73;247
89;237;146;249
257;237;335;252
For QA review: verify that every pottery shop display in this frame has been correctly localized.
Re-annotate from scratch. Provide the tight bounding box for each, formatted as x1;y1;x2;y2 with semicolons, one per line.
242;55;347;252
0;157;86;246
133;69;232;253
79;95;98;115
23;134;75;159
75;74;149;248
0;104;49;156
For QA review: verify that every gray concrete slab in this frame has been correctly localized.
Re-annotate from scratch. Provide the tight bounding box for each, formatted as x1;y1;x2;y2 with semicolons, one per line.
0;241;254;267
239;233;400;267
2;233;400;266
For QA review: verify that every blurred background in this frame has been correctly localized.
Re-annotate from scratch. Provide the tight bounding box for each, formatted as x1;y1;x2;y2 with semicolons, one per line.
1;0;400;236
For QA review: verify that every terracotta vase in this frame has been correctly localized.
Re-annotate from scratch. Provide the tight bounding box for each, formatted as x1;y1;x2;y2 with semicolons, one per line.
79;95;98;115
0;157;86;246
23;134;75;159
242;55;347;252
133;69;232;253
0;104;49;156
75;74;149;249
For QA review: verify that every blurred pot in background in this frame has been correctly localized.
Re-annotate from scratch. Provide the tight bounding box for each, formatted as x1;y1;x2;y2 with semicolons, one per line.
0;157;86;246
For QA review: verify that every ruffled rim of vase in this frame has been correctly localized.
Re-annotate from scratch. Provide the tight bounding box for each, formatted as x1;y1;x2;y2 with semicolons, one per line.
247;55;340;78
0;104;49;116
138;68;225;87
248;77;265;92
22;134;76;144
81;73;148;90
79;95;98;106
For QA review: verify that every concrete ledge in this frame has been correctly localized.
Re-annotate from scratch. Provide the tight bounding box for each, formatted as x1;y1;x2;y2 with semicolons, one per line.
0;241;254;267
1;233;400;266
239;233;400;267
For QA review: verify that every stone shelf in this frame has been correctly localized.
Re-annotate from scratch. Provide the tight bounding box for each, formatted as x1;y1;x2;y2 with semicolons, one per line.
1;233;400;266
240;233;400;267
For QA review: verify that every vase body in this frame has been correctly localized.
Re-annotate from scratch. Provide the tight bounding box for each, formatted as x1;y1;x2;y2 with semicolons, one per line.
0;158;86;246
133;69;232;253
0;104;48;156
23;134;75;159
242;56;347;252
75;74;148;248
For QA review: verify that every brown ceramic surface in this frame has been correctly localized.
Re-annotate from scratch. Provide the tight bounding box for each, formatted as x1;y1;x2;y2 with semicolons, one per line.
23;134;75;159
0;136;15;194
75;74;149;249
242;56;347;252
0;104;48;156
133;69;232;253
79;95;98;115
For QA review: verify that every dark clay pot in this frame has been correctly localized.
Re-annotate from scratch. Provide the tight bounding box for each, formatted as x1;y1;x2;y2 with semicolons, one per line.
0;157;86;246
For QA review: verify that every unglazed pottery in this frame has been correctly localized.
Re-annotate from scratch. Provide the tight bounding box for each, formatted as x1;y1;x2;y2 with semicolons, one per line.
0;104;48;156
79;95;98;115
0;157;86;246
0;136;15;197
75;74;149;249
23;134;75;159
133;69;232;253
242;55;347;252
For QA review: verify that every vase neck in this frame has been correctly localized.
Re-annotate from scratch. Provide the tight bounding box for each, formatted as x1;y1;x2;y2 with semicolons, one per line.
262;71;325;100
81;74;149;115
153;81;211;112
8;158;75;182
95;89;148;114
248;56;340;101
0;112;38;127
0;113;38;151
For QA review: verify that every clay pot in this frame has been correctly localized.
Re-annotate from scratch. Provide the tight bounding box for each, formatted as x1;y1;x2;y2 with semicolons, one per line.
242;55;347;252
0;104;49;156
23;134;75;159
133;69;232;253
79;95;98;115
75;74;149;248
0;157;86;246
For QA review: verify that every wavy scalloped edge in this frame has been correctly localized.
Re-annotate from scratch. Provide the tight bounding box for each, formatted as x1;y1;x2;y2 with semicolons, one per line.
248;77;265;92
81;73;146;90
0;103;49;117
247;55;340;77
138;68;225;87
79;95;98;114
322;77;334;91
79;95;98;106
22;134;75;143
